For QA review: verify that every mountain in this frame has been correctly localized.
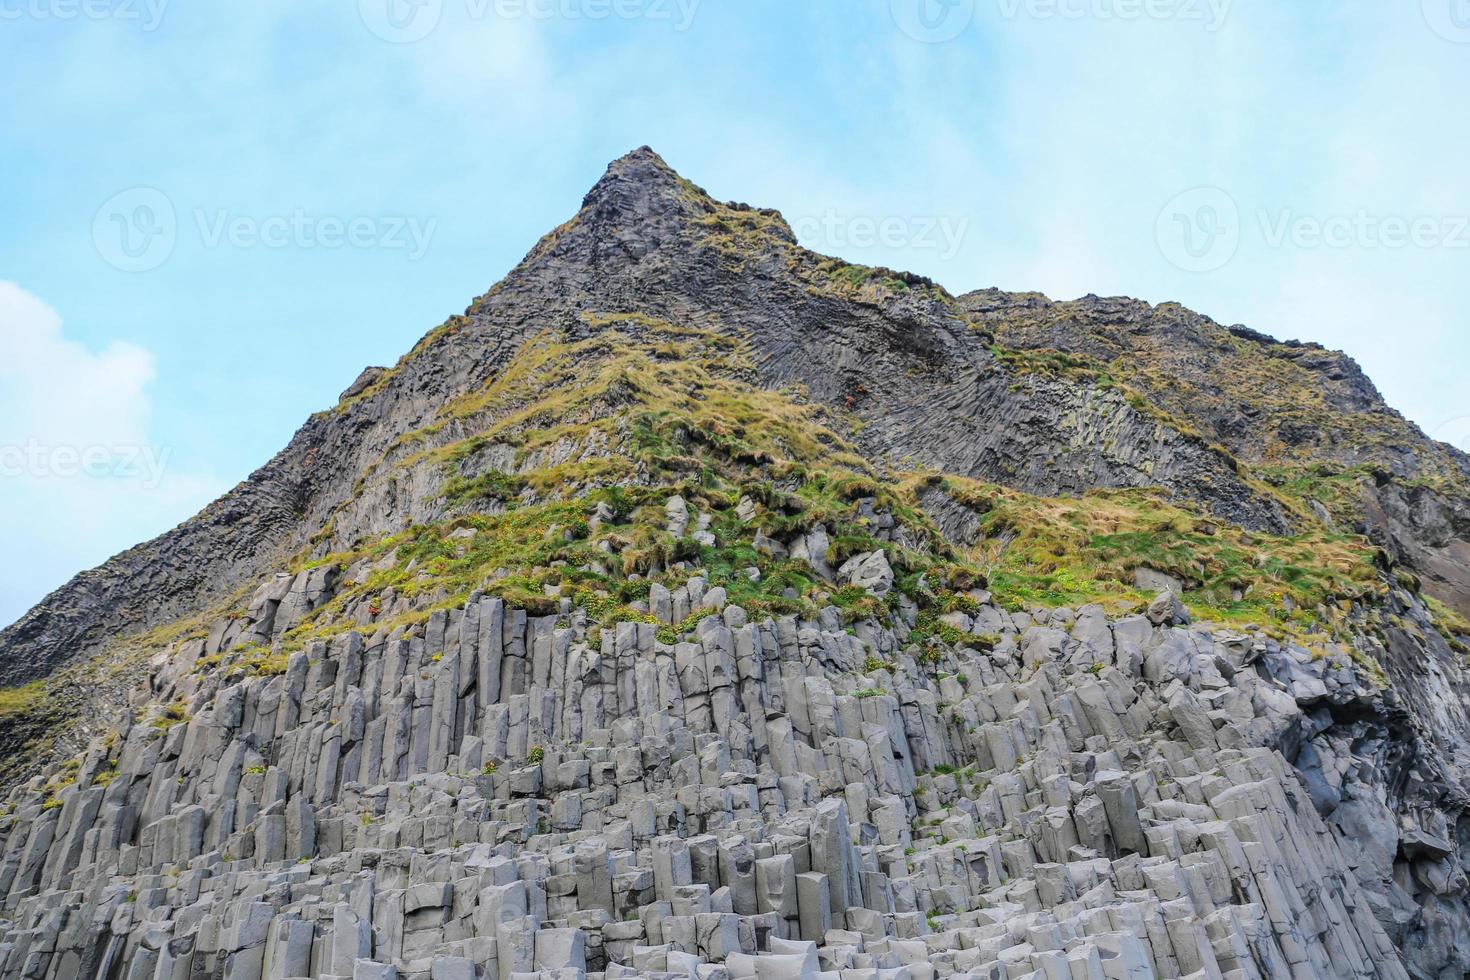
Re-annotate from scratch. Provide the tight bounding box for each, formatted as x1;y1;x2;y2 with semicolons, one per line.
2;148;1468;980
958;289;1470;617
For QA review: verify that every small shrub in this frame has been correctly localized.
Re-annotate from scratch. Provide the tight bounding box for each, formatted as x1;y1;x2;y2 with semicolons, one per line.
149;702;191;731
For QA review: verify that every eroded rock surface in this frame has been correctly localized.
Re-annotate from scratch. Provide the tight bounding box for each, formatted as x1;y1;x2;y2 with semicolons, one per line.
4;576;1458;980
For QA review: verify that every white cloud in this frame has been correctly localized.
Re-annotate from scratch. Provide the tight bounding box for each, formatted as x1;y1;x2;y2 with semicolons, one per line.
0;283;228;630
406;12;555;106
0;282;155;447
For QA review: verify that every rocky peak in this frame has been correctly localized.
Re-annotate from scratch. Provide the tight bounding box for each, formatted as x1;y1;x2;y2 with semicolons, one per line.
523;146;795;281
578;146;686;219
581;146;796;242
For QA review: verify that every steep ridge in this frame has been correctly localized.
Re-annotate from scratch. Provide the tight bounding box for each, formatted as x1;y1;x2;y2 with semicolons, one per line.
960;289;1470;617
1;149;1469;980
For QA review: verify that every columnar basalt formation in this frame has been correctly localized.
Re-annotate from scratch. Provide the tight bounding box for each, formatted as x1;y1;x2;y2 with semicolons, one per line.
0;569;1440;980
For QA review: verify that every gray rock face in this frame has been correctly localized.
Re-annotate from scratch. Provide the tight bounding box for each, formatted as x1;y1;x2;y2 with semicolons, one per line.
1145;591;1190;628
2;573;1466;980
2;147;1470;980
837;553;893;598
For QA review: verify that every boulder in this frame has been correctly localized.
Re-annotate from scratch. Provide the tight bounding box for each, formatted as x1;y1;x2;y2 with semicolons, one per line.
838;551;894;597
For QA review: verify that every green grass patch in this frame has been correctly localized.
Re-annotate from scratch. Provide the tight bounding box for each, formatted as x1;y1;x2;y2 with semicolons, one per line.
0;681;46;719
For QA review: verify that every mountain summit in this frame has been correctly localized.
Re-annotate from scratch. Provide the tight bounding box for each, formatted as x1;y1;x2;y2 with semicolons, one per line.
2;149;1469;979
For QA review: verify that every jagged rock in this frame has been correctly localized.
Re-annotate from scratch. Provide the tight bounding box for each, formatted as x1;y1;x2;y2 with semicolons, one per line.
836;551;893;597
788;528;833;581
589;502;617;531
1133;567;1185;595
752;532;786;560
666;496;691;539
1145;590;1190;627
1402;827;1454;861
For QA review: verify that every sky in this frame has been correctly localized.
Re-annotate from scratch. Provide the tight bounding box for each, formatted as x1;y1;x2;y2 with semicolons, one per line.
0;0;1467;629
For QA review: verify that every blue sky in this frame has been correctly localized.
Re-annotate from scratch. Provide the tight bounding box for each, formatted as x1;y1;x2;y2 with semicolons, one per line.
1;0;1467;629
